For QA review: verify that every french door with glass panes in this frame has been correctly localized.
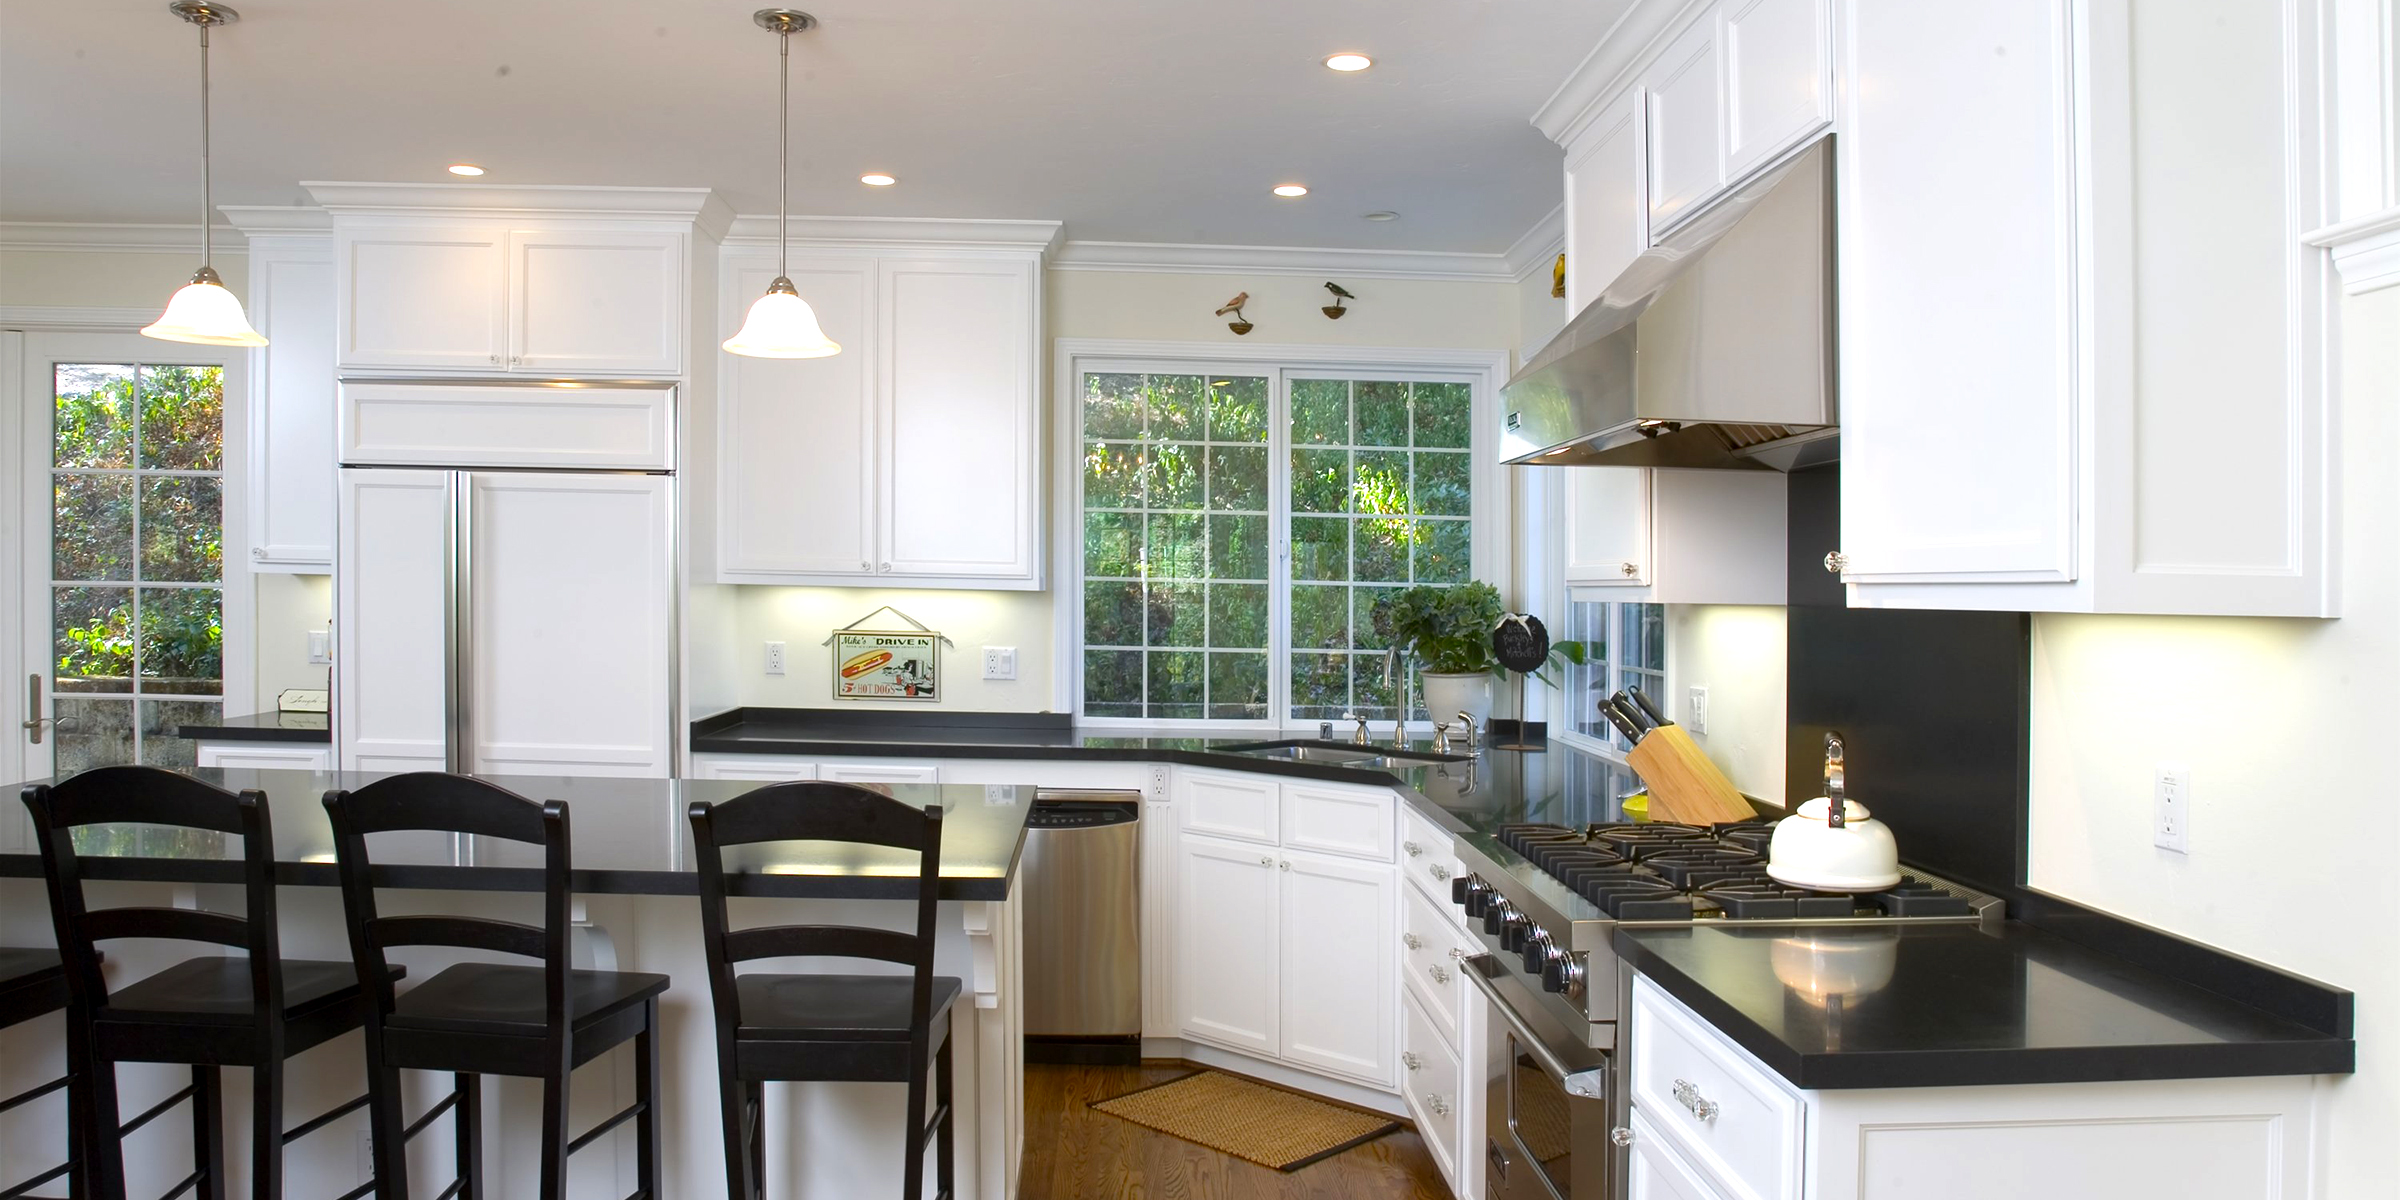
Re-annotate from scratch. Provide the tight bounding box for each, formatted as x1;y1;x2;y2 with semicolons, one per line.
14;334;248;779
1076;365;1486;728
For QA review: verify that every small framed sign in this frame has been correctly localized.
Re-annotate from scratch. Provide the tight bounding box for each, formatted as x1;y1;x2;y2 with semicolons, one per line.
832;630;941;701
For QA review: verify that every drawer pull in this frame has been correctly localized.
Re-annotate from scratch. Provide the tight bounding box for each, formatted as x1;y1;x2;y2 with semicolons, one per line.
1673;1078;1720;1123
1448;946;1466;961
1427;963;1450;985
1611;1126;1634;1147
1425;1093;1450;1118
1402;1051;1422;1072
1403;932;1423;951
1403;840;1422;857
1428;864;1451;882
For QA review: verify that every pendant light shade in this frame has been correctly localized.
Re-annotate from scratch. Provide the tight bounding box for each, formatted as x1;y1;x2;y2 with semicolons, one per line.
725;10;841;359
147;2;265;347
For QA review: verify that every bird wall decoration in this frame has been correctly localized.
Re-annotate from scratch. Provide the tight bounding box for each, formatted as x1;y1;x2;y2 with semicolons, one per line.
1322;281;1354;319
1215;291;1253;335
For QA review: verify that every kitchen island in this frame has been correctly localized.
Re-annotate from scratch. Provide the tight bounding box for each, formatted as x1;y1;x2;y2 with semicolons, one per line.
0;770;1031;1200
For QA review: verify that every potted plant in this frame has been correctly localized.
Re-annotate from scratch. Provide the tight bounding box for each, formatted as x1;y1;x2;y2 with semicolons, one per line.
1371;582;1587;729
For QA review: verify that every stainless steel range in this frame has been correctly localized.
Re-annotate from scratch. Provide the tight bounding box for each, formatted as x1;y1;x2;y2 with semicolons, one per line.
1449;817;2003;1200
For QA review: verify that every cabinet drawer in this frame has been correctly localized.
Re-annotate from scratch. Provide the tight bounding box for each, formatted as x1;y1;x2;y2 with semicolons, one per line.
1401;985;1466;1186
1280;782;1394;862
693;754;818;782
1397;803;1462;908
1401;882;1468;1044
1630;977;1802;1200
195;744;334;772
340;381;674;470
818;761;941;785
1177;769;1280;845
1627;1109;1727;1200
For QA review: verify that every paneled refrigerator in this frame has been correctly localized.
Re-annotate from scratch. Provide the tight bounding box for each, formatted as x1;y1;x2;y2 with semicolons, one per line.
333;379;678;778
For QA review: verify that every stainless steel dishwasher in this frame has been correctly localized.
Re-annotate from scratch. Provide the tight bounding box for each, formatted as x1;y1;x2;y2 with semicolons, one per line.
1020;790;1142;1063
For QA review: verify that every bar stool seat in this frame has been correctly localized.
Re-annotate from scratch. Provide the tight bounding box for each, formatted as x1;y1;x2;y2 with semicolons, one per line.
103;956;377;1028
736;973;961;1041
0;947;66;1029
389;962;669;1043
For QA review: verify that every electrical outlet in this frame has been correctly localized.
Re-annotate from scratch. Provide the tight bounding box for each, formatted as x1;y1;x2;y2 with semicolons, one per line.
982;646;1017;681
764;641;786;676
307;629;332;666
1686;686;1709;734
2154;762;2190;853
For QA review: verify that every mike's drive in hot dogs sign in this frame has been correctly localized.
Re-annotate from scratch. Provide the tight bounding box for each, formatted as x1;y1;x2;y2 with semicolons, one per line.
832;630;941;701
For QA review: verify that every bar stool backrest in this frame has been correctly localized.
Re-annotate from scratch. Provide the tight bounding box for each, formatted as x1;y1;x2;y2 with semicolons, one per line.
21;765;283;1025
322;772;570;1023
686;782;946;1041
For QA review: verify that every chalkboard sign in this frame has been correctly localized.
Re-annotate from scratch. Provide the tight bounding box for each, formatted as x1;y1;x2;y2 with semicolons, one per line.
1492;614;1550;674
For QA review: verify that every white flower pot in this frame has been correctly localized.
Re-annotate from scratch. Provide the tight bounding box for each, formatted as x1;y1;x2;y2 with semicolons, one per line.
1420;672;1494;731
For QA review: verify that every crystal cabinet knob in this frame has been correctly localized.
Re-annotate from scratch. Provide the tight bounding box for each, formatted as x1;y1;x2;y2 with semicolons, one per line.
1425;1093;1450;1117
1610;1127;1634;1147
1427;963;1451;985
1673;1078;1720;1123
1824;551;1849;574
1428;864;1451;882
1403;840;1421;858
1620;562;1640;577
1260;857;1273;866
488;354;501;365
1401;1051;1422;1072
1403;932;1423;951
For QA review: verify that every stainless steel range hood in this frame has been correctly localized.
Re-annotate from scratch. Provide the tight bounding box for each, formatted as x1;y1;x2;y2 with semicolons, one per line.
1501;138;1835;471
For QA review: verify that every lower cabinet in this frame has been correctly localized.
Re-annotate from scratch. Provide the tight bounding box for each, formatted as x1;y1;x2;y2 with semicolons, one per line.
1175;831;1397;1087
818;760;942;785
193;742;335;772
688;754;818;781
1401;985;1470;1192
1627;1109;1723;1200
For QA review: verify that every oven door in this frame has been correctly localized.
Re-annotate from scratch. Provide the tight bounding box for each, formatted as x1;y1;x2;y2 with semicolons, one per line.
1465;954;1614;1200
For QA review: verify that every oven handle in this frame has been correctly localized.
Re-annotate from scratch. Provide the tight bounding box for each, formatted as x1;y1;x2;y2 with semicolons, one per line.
1462;954;1608;1099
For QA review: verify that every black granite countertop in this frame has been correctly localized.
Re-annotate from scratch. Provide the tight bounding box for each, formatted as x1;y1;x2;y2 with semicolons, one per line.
175;711;332;743
1;769;1030;901
1614;923;2355;1088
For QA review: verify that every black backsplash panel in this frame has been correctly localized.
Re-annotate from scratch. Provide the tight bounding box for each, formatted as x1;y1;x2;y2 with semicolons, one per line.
1783;465;2032;899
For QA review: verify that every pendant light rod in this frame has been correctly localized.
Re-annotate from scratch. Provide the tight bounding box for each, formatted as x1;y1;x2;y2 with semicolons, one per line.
753;9;815;280
724;11;838;359
170;2;238;275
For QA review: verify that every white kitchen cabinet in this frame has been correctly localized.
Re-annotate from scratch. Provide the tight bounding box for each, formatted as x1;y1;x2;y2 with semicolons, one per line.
1563;467;1786;604
1177;832;1282;1057
818;761;942;785
1280;780;1396;863
1627;1110;1726;1200
689;754;819;781
1646;14;1726;232
338;380;675;471
194;742;334;772
335;469;449;773
240;231;338;570
1400;986;1467;1189
715;250;1044;589
333;223;683;377
1562;86;1649;316
1174;766;1281;845
1832;0;2333;616
1722;0;1831;178
1276;848;1396;1084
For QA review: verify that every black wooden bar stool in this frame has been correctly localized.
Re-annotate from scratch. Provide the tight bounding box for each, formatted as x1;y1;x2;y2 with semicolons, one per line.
323;773;669;1200
1;947;74;1199
688;781;960;1200
22;765;395;1200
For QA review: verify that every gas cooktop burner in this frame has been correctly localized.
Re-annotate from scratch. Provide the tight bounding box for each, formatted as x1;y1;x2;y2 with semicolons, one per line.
1495;821;1975;920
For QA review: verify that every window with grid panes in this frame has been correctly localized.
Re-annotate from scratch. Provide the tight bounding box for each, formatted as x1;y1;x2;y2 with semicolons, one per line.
1560;599;1665;750
1077;369;1477;724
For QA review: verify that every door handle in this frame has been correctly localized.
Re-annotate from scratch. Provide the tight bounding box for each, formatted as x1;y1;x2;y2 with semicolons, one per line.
23;674;45;744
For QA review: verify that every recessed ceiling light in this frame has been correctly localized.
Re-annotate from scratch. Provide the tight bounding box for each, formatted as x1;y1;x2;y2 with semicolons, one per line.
447;164;485;177
1324;52;1373;72
860;173;897;186
1273;184;1310;198
1363;210;1400;222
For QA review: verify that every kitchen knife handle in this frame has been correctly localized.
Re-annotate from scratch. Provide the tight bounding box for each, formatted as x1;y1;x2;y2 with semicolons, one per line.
1600;698;1646;744
1628;685;1672;728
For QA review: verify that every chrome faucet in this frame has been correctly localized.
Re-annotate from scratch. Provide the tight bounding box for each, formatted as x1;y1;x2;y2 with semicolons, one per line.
1456;710;1480;753
1342;711;1372;745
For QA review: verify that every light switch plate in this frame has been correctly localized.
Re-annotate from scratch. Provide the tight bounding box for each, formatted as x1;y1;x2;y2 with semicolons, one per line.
1687;686;1709;734
307;629;332;666
982;646;1017;681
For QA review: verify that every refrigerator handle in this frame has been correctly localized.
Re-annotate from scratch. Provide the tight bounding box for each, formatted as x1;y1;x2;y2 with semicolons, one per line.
445;471;472;775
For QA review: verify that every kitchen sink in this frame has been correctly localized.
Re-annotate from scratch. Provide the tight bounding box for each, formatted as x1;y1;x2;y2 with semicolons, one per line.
1218;740;1473;768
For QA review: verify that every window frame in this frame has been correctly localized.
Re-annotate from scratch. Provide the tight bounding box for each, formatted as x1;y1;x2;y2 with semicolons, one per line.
1052;339;1509;730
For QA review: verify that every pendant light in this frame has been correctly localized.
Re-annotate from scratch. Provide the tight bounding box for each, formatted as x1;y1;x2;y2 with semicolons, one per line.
723;9;841;359
144;1;266;347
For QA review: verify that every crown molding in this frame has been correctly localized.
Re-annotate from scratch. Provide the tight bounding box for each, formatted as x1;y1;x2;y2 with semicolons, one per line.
0;305;158;331
1504;204;1567;282
1049;239;1521;282
1530;0;1709;145
2307;204;2400;294
219;205;332;237
300;182;736;240
0;222;244;254
722;213;1065;254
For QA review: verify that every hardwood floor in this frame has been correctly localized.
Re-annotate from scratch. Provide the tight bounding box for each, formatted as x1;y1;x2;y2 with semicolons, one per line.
1021;1061;1454;1200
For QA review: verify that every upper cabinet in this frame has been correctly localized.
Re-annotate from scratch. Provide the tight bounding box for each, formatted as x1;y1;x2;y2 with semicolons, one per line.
1832;0;2335;616
1564;468;1786;604
230;218;338;571
1645;16;1727;231
715;247;1046;589
1563;87;1650;313
334;224;684;377
1645;0;1831;238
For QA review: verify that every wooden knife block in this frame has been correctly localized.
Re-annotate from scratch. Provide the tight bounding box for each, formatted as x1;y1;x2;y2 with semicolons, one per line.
1626;726;1756;824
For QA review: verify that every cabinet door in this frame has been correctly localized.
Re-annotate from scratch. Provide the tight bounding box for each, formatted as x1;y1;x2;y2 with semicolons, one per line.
246;237;338;569
1628;1110;1732;1200
717;255;879;580
1277;849;1396;1084
1723;0;1831;178
1563;86;1650;314
1176;768;1280;844
508;229;685;376
1177;834;1281;1056
1835;0;2078;582
692;755;819;781
1646;15;1726;232
1563;466;1652;586
335;225;507;371
466;472;674;778
195;744;334;772
878;258;1039;582
336;469;450;772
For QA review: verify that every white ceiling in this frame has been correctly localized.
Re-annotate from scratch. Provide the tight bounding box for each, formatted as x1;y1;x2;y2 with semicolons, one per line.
0;0;1627;253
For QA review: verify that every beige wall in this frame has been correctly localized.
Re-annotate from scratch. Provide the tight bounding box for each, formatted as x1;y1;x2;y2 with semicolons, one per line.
254;572;331;704
1664;604;1786;803
0;247;245;309
2025;286;2400;1197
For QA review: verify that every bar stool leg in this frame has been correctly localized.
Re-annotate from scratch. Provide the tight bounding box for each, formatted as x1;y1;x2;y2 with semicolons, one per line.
635;998;661;1198
192;1065;226;1200
537;1053;571;1200
746;1082;764;1195
362;1046;408;1199
251;1060;285;1200
714;1058;754;1200
902;1044;928;1200
455;1073;483;1200
935;1025;955;1200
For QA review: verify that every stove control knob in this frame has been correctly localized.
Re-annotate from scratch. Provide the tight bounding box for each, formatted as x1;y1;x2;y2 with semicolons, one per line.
1502;916;1534;954
1451;873;1479;906
1543;949;1584;996
1482;898;1517;936
1518;929;1550;974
